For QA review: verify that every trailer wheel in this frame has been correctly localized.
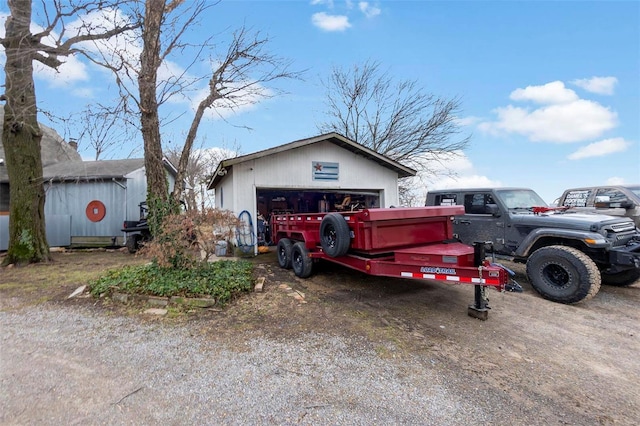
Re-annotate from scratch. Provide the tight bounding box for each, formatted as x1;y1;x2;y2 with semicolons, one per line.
126;234;140;254
601;269;640;287
526;245;601;304
292;242;313;278
320;213;350;257
277;238;293;269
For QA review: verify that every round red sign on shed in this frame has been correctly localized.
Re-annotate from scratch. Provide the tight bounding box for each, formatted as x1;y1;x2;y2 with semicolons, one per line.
86;200;106;222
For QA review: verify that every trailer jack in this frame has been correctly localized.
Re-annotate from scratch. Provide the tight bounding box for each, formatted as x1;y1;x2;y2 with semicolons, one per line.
468;285;490;320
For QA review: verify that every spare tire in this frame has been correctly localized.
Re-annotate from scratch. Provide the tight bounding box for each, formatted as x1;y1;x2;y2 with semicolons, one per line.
320;213;350;257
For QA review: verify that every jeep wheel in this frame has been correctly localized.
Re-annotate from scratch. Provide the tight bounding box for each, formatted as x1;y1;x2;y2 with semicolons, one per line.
526;245;601;304
601;269;640;287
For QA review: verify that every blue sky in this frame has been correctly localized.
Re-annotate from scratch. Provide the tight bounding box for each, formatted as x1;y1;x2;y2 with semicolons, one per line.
1;0;639;204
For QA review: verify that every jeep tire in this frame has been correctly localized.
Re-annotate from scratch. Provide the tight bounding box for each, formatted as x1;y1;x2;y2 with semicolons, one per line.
526;245;601;304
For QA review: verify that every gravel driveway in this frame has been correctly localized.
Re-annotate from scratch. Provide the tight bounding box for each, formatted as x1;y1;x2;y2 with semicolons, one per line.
2;304;523;425
1;252;639;425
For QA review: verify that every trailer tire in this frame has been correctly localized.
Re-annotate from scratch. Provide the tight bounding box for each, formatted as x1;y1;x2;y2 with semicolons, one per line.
526;245;601;304
320;213;350;257
601;269;640;287
292;242;313;278
277;238;293;269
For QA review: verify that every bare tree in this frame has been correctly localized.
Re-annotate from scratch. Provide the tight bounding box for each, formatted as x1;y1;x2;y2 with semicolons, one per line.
165;139;241;211
0;0;138;265
170;25;301;203
91;0;302;222
75;103;136;160
318;60;470;203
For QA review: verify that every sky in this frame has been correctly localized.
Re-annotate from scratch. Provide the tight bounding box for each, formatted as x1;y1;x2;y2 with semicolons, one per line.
1;0;639;204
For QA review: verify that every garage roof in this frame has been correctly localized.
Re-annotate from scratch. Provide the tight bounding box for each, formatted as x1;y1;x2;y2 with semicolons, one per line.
207;132;416;189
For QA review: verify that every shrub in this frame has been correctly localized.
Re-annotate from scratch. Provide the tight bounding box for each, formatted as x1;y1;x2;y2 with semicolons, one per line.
88;260;253;306
139;207;241;268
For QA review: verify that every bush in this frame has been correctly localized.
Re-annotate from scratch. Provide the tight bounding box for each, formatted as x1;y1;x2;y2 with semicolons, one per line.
139;207;241;268
88;260;253;306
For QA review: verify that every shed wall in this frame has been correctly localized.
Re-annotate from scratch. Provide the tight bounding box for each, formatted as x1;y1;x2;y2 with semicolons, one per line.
44;180;127;237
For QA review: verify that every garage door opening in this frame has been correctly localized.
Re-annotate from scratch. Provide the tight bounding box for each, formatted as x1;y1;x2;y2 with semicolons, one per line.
256;188;381;244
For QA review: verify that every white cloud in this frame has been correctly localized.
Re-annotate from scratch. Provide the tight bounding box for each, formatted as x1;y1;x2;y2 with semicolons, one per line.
606;176;628;185
359;2;381;18
310;0;334;6
33;54;90;87
510;81;578;105
571;76;618;95
401;151;501;205
312;12;351;31
427;174;503;191
454;116;482;127
567;137;631;160
479;98;617;143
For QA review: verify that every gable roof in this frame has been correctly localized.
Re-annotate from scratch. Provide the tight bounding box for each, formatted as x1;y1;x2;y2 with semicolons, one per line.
207;132;416;189
41;158;178;182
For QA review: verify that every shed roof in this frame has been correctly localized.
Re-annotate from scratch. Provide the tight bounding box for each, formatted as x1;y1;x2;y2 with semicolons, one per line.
42;158;178;182
207;132;416;189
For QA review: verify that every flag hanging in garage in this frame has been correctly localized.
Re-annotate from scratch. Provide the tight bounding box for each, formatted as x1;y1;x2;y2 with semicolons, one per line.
312;161;339;181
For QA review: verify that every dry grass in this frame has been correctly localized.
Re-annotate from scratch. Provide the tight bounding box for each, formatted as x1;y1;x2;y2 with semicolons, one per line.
0;249;148;304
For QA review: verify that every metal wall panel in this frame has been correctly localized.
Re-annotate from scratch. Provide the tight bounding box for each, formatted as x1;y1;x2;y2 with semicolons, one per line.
0;216;7;250
45;180;127;237
46;214;71;247
0;214;70;250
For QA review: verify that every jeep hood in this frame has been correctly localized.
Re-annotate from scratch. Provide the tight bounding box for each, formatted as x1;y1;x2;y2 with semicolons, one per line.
510;210;634;230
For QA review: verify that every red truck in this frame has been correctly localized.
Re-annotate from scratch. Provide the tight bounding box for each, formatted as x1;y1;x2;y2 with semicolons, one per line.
270;206;521;320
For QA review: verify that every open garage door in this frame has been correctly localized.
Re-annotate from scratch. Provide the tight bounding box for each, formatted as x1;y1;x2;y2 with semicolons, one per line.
256;188;382;245
256;188;381;218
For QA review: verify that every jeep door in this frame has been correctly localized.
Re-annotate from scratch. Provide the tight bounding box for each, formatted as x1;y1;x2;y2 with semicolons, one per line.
452;192;507;252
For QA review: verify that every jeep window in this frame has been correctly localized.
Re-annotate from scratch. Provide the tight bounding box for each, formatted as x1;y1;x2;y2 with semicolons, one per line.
594;188;627;204
463;193;495;214
495;189;547;209
561;189;591;207
434;193;457;206
629;185;640;198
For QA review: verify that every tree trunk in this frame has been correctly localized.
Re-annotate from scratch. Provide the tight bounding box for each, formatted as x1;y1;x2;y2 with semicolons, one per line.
1;0;51;264
139;0;168;207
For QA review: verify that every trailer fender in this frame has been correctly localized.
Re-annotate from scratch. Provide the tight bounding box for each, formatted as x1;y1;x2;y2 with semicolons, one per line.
320;213;351;257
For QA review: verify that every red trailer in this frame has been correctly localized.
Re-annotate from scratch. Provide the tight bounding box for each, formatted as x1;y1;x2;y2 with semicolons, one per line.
270;206;521;320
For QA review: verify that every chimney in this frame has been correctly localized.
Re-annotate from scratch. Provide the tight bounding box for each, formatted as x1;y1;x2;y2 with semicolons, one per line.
68;139;78;151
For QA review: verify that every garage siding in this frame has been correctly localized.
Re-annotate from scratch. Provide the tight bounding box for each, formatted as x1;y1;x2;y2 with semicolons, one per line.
212;137;407;254
230;141;398;214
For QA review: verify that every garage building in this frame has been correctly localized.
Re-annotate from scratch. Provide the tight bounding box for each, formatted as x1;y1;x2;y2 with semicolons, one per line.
207;133;416;248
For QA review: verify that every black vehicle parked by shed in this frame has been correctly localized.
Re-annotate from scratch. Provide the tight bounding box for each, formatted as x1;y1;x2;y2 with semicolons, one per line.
425;187;640;304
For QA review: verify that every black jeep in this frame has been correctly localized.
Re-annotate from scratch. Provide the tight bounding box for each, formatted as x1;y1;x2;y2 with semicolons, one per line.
425;187;640;304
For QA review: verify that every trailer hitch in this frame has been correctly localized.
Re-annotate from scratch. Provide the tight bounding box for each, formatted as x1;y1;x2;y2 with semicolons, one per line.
489;262;524;293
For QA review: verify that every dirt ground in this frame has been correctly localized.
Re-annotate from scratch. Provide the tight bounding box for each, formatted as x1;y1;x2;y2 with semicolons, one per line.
1;248;639;424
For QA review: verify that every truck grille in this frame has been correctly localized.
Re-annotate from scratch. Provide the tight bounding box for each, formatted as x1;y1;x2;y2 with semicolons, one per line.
610;222;636;233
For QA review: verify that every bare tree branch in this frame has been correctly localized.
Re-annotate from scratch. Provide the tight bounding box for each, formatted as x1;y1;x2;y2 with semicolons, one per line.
319;60;470;205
